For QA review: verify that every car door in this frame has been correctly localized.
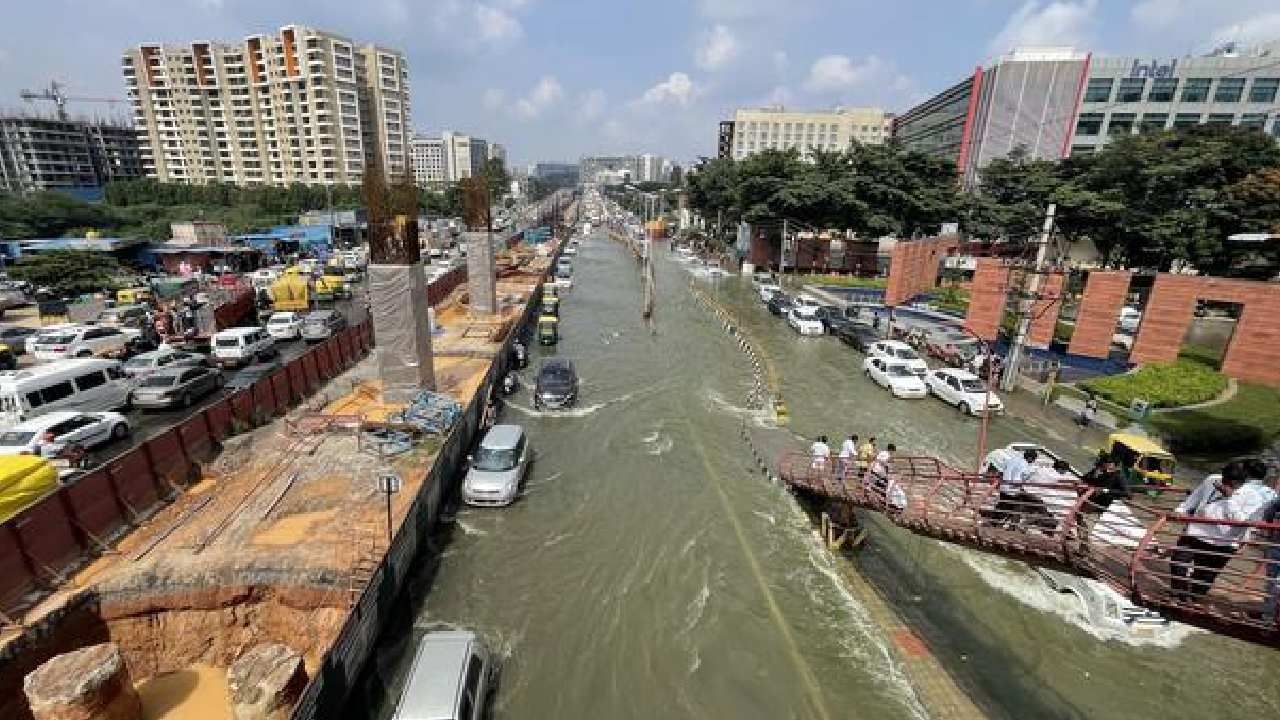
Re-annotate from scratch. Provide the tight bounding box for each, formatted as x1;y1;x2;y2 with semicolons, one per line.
942;375;961;405
51;415;96;450
68;414;110;446
869;358;884;386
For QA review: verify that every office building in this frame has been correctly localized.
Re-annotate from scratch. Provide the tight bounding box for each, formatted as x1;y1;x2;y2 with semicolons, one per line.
438;131;488;181
122;24;411;187
580;156;639;184
488;142;507;167
723;106;892;160
895;41;1280;189
638;153;666;182
0;115;145;194
410;134;445;185
533;162;578;182
717;120;735;159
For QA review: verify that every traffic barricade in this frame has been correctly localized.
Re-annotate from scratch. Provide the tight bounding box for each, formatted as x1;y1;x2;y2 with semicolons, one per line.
62;469;127;547
252;378;277;419
106;448;163;517
145;428;193;489
0;524;38;617
10;490;81;589
286;361;307;404
302;350;321;393
230;389;255;426
176;413;215;464
203;398;234;442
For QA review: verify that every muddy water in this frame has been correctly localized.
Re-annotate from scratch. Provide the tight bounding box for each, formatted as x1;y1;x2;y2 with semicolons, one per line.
350;235;1280;720
136;664;232;720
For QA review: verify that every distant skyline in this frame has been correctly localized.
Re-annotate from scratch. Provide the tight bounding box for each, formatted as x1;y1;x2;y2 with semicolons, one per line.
1;1;1279;167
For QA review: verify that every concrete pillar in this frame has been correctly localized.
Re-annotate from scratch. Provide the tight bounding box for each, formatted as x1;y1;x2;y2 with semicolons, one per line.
964;259;1010;341
227;644;308;720
464;231;497;316
24;643;142;720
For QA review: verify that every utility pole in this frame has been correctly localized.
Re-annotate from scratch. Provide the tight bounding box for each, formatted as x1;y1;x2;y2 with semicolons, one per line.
781;218;788;276
1000;204;1056;392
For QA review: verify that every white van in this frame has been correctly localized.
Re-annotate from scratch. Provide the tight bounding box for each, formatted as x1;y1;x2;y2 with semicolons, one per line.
211;327;275;368
0;359;132;427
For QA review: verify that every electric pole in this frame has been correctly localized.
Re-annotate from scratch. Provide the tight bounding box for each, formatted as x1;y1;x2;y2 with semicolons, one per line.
1000;203;1056;392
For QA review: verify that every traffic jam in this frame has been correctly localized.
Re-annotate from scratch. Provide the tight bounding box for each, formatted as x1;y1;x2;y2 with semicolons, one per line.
0;247;370;482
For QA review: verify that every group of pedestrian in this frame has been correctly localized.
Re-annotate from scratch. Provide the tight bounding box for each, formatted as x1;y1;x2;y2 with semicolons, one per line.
810;433;903;511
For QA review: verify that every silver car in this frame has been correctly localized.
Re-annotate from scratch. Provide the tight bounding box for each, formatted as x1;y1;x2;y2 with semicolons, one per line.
392;630;493;720
301;309;347;343
130;364;225;410
462;424;531;507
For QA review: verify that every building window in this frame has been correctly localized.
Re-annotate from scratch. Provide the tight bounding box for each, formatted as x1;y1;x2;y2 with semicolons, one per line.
1107;113;1136;136
1075;113;1104;136
1084;78;1113;103
1214;78;1246;103
1181;78;1211;102
1205;113;1235;126
1173;113;1201;128
1116;78;1146;103
1239;113;1267;130
1138;113;1169;133
1249;78;1280;103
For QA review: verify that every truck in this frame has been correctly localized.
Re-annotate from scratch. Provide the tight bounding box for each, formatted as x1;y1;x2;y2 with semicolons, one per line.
270;270;312;313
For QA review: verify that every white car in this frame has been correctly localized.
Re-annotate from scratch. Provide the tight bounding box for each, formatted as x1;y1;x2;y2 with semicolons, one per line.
1118;306;1142;333
751;271;777;287
32;325;132;361
121;346;208;379
26;323;79;355
758;283;783;303
864;356;928;398
868;340;928;376
792;294;822;310
787;307;826;336
265;311;305;340
0;410;131;457
926;368;1005;416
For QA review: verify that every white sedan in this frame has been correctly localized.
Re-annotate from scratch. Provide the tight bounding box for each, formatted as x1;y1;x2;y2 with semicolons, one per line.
863;356;928;398
758;283;782;303
926;368;1005;416
868;340;929;376
787;307;825;336
0;411;131;457
266;312;305;340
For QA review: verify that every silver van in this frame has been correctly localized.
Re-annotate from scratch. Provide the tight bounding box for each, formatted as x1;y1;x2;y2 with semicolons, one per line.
393;630;493;720
462;424;530;507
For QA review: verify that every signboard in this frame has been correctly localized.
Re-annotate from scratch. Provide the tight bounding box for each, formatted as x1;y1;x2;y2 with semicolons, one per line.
1129;59;1178;79
376;473;402;494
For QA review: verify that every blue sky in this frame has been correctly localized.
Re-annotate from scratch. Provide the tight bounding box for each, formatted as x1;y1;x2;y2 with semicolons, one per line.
2;1;1279;167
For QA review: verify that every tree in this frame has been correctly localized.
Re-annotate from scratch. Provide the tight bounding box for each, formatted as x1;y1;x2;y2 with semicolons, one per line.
482;158;510;205
8;250;120;295
685;158;740;231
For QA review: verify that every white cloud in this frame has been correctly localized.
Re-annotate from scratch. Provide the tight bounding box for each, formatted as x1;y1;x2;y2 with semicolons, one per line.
578;89;607;122
1210;11;1280;48
474;4;524;43
482;88;506;110
514;76;563;119
696;24;739;71
639;72;697;106
987;0;1098;55
803;54;885;93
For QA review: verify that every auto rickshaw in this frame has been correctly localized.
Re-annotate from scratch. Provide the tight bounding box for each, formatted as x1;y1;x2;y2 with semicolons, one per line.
537;315;559;346
541;294;560;317
116;286;154;305
0;344;16;371
1105;432;1176;488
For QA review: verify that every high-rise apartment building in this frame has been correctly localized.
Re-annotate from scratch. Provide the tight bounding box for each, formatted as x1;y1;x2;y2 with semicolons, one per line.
121;24;411;187
410;135;446;185
440;132;488;181
724;106;892;160
0;115;144;194
638;153;666;182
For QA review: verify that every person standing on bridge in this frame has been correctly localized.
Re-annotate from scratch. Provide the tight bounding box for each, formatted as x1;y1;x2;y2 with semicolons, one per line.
1171;462;1248;602
810;435;831;471
993;449;1037;526
838;434;859;481
857;436;877;474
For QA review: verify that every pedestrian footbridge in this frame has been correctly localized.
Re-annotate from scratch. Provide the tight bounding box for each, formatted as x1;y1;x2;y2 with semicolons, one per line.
776;453;1280;650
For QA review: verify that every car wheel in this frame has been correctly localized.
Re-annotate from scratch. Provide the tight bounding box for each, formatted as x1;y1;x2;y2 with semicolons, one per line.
111;423;130;441
959;402;972;416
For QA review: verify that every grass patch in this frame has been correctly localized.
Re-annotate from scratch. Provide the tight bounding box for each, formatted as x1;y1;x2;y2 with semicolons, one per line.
1078;360;1227;409
1150;381;1280;454
1054;321;1074;344
805;275;887;289
1178;343;1223;369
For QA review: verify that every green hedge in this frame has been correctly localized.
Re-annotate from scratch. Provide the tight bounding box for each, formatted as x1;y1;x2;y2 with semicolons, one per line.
1078;360;1228;409
1151;382;1280;454
806;275;887;288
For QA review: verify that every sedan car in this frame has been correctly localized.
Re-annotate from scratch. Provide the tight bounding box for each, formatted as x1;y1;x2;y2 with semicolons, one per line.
122;346;209;378
757;282;783;303
864;356;928;398
925;368;1005;416
925;330;981;367
0;326;39;355
868;340;929;376
766;292;795;317
831;320;881;352
130;365;225;410
787;306;826;336
534;358;578;410
301;309;347;343
266;311;305;340
0;411;131;456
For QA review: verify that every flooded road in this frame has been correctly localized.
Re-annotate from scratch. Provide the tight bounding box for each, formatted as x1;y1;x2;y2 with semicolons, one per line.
351;233;1280;719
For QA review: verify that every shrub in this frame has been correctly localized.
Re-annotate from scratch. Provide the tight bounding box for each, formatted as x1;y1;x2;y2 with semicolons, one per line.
1079;360;1227;409
1151;382;1280;454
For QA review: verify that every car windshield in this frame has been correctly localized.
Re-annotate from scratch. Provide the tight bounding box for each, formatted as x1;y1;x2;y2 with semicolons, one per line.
474;446;517;471
140;375;178;388
215;337;241;348
0;431;35;446
41;333;77;345
268;316;293;324
960;379;987;393
124;356;156;368
893;348;919;360
889;365;914;377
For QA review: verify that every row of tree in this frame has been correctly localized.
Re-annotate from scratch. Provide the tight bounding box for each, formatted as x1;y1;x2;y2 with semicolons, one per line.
684;125;1280;274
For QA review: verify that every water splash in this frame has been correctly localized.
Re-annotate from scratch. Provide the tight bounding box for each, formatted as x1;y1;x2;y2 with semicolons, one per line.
455;519;488;537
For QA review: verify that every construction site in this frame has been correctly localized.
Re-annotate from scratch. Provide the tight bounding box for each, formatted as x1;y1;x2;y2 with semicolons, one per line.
0;219;564;720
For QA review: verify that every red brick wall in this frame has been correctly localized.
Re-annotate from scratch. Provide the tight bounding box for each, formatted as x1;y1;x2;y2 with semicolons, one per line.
1131;274;1280;387
748;232;777;269
1068;271;1132;358
1026;271;1066;347
884;235;958;306
964;259;1009;340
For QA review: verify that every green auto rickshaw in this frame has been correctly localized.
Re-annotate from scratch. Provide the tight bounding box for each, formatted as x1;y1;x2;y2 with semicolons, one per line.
537;315;559;346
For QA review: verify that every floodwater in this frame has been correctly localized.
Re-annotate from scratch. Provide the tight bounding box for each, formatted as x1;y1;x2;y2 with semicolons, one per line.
136;664;232;720
349;233;1280;719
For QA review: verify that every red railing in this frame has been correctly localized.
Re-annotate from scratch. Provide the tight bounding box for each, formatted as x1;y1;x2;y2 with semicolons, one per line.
778;452;1280;647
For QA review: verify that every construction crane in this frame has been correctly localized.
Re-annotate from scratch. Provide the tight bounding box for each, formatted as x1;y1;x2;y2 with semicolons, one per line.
18;80;124;121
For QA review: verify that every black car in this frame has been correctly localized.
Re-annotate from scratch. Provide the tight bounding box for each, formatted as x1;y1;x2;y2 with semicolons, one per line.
534;358;578;409
832;321;882;352
0;326;39;355
766;293;794;317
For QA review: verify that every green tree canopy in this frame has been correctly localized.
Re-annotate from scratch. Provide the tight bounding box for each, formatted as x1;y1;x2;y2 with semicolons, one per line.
8;250;121;295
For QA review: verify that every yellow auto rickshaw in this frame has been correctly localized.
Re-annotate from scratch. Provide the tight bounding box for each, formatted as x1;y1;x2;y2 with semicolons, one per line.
541;294;560;317
0;344;16;371
116;286;154;305
537;315;559;346
1106;432;1176;487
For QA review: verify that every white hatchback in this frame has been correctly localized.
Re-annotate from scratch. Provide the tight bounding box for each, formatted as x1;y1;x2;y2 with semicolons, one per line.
926;368;1004;416
864;356;928;398
868;340;928;376
787;307;825;336
0;410;130;456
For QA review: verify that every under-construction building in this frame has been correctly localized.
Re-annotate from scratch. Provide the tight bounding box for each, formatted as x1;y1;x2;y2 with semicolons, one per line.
0;115;144;194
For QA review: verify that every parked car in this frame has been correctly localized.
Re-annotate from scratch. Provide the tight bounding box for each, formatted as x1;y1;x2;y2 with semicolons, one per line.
751;270;777;287
925;329;981;367
863;356;928;398
391;629;494;720
1112;330;1135;351
757;282;783;303
812;305;849;333
266;311;305;340
792;294;822;310
130;364;225;410
26;323;79;355
787;306;826;336
97;304;149;328
0;359;131;427
925;368;1004;416
766;292;795;317
122;346;209;379
1118;306;1142;333
0;411;131;456
211;327;276;368
534;358;578;410
32;325;132;361
463;424;532;507
301;309;347;343
868;340;928;376
831;321;881;352
0;326;39;355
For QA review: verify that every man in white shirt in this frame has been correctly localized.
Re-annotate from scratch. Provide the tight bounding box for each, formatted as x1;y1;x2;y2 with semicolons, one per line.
1171;462;1249;601
810;435;831;471
837;434;859;481
993;448;1037;525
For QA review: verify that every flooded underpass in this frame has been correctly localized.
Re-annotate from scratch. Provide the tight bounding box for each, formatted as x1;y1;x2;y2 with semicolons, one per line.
350;231;1280;720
